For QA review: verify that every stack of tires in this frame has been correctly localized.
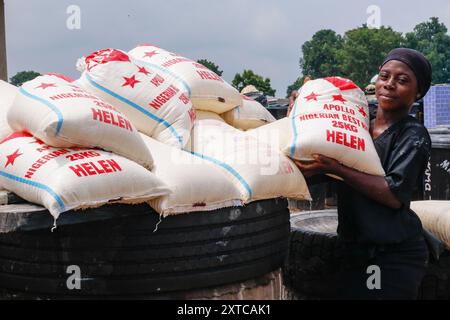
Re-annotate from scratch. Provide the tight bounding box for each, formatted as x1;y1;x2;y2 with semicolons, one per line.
0;198;290;299
283;209;450;300
283;210;341;299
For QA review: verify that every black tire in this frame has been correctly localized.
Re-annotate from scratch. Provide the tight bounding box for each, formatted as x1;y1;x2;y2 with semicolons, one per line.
284;209;450;300
283;210;340;299
0;198;290;299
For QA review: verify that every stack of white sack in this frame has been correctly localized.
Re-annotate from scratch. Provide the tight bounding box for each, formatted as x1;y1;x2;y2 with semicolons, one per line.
184;117;311;203
221;95;276;131
141;134;243;216
0;80;16;141
2;43;315;217
129;44;242;114
8;74;153;169
251;77;385;177
0;132;170;220
411;201;450;249
75;48;195;148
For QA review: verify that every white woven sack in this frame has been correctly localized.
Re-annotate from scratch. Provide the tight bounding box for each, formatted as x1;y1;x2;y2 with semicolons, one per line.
222;95;276;130
0;132;170;220
287;77;384;176
129;44;242;114
76;49;195;148
248;117;292;150
8;74;153;169
411;201;450;249
185;118;311;202
141;134;242;216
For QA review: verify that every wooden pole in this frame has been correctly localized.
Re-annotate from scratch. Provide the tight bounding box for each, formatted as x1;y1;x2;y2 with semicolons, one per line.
0;0;7;81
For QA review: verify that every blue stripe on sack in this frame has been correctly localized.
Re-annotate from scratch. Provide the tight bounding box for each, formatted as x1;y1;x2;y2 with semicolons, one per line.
291;99;299;117
19;87;64;136
189;151;253;199
84;73;184;147
0;171;66;211
290;115;298;157
131;58;192;97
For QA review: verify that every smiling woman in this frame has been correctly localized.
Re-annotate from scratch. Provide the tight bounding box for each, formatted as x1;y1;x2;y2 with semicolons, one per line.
292;48;433;300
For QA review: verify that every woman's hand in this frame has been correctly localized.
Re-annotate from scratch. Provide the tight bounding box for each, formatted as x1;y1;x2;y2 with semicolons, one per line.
295;154;402;209
292;154;341;178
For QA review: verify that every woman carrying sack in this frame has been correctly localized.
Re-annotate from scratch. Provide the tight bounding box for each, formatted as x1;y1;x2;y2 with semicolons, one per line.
293;48;433;300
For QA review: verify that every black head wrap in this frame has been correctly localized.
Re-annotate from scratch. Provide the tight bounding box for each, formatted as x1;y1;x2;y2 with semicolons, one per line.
381;48;432;100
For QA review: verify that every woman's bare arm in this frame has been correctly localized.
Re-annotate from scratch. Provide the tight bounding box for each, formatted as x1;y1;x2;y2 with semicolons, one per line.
293;155;402;209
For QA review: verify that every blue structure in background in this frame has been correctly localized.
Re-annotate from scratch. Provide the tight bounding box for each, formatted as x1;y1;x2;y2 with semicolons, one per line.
424;85;450;129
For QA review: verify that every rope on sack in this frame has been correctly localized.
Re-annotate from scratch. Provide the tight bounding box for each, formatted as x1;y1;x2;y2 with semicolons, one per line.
51;218;58;233
153;214;163;233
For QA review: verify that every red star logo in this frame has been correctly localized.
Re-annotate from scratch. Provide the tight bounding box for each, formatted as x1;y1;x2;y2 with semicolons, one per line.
5;149;23;168
35;83;56;90
143;51;158;58
324;77;359;90
304;92;319;101
333;94;347;103
29;138;45;145
122;75;141;88
138;66;151;76
358;106;367;118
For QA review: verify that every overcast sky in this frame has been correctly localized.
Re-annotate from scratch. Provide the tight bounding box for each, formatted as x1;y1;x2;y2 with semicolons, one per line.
5;0;450;97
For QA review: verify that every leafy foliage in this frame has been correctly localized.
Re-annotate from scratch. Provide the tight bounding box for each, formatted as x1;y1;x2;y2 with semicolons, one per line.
10;70;41;87
403;17;450;84
196;59;223;76
288;17;450;93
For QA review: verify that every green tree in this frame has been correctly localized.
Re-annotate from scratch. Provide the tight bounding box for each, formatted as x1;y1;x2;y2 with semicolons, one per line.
338;25;403;88
286;75;312;98
300;29;343;79
232;70;276;96
10;70;41;86
196;59;223;76
403;17;450;84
